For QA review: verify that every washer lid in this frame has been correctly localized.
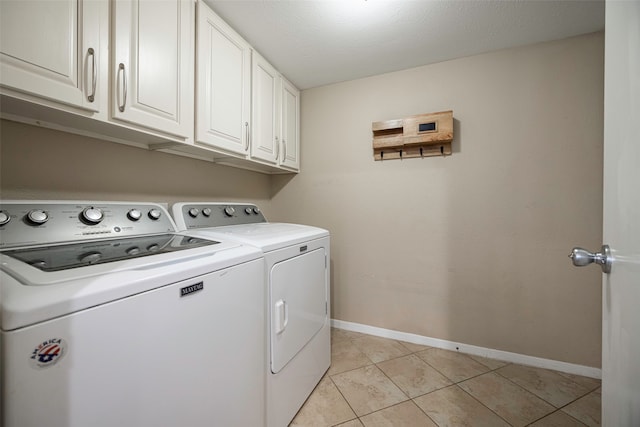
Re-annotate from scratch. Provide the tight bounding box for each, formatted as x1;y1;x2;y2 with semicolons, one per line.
2;234;217;272
188;223;329;252
0;237;263;331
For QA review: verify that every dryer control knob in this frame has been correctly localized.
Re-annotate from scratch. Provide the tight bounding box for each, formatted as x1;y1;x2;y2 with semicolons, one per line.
252;207;260;215
127;209;142;221
148;209;162;220
224;206;235;217
0;211;10;226
82;207;104;224
27;209;49;225
202;208;212;217
245;207;253;215
188;208;200;218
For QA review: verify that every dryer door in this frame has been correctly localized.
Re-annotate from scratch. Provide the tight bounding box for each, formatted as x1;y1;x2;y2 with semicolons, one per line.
270;247;327;374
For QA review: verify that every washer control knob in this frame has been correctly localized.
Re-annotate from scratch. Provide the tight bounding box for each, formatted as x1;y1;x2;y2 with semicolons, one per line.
80;251;102;264
127;209;142;221
188;208;200;218
126;247;141;256
0;211;10;226
224;206;235;217
82;207;104;224
252;207;260;215
202;208;212;217
30;260;47;269
27;209;49;225
148;209;162;220
245;207;253;215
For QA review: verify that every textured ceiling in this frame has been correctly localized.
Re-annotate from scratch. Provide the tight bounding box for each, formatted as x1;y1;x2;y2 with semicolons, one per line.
205;0;605;90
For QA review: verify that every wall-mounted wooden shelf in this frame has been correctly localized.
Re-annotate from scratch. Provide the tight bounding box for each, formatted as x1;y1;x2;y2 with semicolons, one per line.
372;110;453;161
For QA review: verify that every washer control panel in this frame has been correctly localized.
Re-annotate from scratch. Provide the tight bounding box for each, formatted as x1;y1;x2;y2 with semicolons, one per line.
0;201;176;249
172;203;266;230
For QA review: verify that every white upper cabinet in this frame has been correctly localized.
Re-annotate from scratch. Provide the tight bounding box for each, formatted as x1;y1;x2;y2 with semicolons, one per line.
196;2;251;156
251;51;280;165
280;77;300;171
1;1;299;173
112;0;194;139
0;0;107;112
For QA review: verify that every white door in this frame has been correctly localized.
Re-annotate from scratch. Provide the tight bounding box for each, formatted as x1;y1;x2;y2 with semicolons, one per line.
280;77;300;171
252;51;280;164
196;1;251;156
112;0;193;138
602;1;640;425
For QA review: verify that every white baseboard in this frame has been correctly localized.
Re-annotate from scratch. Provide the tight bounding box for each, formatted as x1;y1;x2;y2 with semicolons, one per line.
331;319;601;380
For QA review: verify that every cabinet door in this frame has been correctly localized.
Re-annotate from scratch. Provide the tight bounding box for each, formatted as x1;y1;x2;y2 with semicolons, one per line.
196;2;251;156
251;51;280;164
280;77;300;171
112;0;193;139
0;0;105;112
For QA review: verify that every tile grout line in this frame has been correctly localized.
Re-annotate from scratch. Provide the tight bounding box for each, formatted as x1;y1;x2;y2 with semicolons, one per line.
344;334;518;425
387;349;519;426
328;330;599;427
362;338;511;427
524;408;589;427
463;370;559;424
539;387;601;427
492;367;598;412
454;383;518;426
333;335;438;425
369;350;444;426
327;368;365;426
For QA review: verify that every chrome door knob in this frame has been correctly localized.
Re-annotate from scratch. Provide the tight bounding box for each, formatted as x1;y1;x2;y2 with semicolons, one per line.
569;245;612;274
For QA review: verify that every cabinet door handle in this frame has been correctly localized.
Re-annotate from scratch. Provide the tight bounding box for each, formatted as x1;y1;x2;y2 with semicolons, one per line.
244;122;249;151
282;139;287;161
275;136;279;160
118;63;127;112
87;48;97;102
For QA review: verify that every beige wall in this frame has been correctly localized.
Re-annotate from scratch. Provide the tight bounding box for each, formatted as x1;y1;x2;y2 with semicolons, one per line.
0;120;273;210
271;32;604;367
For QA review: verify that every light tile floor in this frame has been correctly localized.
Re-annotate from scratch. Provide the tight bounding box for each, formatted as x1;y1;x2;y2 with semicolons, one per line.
290;328;601;427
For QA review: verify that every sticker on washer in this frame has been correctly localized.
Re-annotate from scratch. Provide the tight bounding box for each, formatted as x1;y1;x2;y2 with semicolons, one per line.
29;338;67;369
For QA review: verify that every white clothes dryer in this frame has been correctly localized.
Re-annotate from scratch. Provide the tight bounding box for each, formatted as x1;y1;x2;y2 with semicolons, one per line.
172;202;330;427
0;201;266;427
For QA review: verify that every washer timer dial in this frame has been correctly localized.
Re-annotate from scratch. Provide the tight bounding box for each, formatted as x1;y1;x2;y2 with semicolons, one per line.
81;207;104;224
27;209;49;225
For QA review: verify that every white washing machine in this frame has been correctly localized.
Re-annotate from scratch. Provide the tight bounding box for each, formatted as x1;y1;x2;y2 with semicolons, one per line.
0;201;266;427
172;202;330;427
